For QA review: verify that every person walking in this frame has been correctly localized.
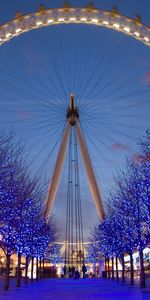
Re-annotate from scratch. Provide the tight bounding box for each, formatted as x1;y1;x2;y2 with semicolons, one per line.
69;266;72;278
72;266;75;278
63;265;66;277
82;264;87;278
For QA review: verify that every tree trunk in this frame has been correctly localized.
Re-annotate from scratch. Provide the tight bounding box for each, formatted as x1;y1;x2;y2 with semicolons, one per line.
24;255;29;284
139;248;146;288
121;253;125;283
36;257;39;281
116;256;119;280
31;257;34;282
4;254;10;290
104;257;107;272
112;257;114;279
42;258;45;278
108;258;110;279
16;252;21;287
39;257;42;279
129;250;134;285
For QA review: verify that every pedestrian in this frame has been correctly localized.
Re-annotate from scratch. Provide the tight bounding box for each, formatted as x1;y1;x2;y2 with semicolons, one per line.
63;265;66;277
74;269;80;279
68;266;72;278
82;264;87;278
72;266;75;278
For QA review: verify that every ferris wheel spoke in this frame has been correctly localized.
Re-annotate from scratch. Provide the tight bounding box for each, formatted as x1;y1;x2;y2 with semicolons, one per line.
79;107;150;127
45;49;68;101
23;33;68;104
26;131;62;159
0;55;67;110
81;56;149;106
80;42;120;101
27;120;66;166
29;120;66;147
0;80;62;111
81;33;138;101
29;133;63;175
75;31;99;100
81;121;140;147
96;75;149;99
0;69;54;107
96;95;150;112
82;108;150;120
79;85;150;115
23;119;64;136
80;128;117;185
77;30;109;99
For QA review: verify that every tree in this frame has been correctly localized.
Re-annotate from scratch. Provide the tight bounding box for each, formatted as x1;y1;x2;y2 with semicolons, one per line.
0;130;26;290
0;130;59;289
14;174;45;286
88;130;150;288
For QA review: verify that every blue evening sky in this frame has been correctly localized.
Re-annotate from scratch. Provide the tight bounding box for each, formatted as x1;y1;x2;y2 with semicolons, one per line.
0;1;150;25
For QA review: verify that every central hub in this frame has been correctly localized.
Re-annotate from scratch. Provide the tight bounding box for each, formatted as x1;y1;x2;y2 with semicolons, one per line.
66;94;79;126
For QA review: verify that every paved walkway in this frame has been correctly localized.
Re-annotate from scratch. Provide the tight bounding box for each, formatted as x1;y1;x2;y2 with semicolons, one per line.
0;278;150;300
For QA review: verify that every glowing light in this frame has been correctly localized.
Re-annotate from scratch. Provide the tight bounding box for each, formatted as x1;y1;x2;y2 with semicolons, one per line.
47;19;54;23
0;38;3;42
57;267;62;277
113;23;120;29
15;28;21;33
91;18;98;23
144;36;149;43
36;21;43;26
102;21;109;25
80;18;87;22
58;18;65;22
5;33;11;38
124;26;130;33
134;31;140;37
69;17;76;21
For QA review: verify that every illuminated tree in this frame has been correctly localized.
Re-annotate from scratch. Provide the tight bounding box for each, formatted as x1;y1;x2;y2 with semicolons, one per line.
14;175;45;286
93;133;150;287
0;130;59;289
0;130;26;290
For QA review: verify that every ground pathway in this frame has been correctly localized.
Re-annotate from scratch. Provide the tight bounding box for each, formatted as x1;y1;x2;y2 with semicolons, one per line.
0;278;150;300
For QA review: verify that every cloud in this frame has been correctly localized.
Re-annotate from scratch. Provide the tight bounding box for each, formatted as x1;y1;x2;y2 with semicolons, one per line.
132;152;150;164
17;109;33;119
132;153;150;164
111;143;129;151
132;154;143;164
142;72;150;85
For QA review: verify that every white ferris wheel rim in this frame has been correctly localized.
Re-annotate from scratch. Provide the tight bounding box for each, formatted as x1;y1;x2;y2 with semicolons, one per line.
0;7;149;47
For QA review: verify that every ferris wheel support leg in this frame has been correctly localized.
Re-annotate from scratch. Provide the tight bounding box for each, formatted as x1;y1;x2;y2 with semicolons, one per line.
75;121;105;220
44;121;71;220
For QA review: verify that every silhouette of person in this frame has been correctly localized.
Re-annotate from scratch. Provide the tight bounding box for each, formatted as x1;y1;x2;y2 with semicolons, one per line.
72;266;75;278
74;269;80;279
82;264;87;278
68;266;72;278
63;265;66;276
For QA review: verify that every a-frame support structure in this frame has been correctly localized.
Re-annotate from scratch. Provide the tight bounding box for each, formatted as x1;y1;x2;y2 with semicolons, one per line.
44;94;105;221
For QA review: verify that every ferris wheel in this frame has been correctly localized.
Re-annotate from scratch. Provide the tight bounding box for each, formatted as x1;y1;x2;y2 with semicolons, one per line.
0;2;150;264
0;4;150;47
